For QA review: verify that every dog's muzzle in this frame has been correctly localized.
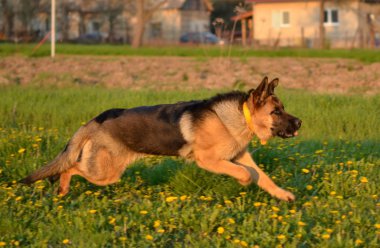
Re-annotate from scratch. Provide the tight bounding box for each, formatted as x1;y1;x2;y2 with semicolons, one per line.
277;118;302;138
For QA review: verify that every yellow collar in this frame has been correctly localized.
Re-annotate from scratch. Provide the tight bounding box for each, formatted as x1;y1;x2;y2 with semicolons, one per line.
243;102;254;132
243;101;267;145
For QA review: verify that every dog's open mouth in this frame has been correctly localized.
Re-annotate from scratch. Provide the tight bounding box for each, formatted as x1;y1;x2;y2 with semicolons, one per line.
277;130;299;139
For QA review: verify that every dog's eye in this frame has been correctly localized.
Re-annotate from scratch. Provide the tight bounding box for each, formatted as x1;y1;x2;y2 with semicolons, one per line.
271;109;281;115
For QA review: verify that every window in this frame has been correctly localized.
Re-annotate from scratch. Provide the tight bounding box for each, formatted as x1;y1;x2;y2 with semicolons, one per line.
272;11;290;28
282;11;290;26
150;22;162;38
324;9;339;25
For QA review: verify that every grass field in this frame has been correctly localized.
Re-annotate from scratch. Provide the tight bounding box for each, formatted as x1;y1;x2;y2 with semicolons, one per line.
2;43;380;63
0;86;379;247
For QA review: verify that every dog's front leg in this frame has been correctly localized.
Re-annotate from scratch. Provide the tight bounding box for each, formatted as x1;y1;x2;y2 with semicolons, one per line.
234;150;295;202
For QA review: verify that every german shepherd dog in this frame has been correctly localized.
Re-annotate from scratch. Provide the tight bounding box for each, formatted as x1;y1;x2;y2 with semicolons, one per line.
21;77;301;201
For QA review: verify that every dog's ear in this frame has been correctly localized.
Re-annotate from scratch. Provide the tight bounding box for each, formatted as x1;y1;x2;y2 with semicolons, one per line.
248;77;269;106
267;78;279;95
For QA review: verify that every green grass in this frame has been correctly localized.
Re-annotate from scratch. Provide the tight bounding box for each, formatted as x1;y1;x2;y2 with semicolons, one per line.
0;86;379;247
2;43;380;63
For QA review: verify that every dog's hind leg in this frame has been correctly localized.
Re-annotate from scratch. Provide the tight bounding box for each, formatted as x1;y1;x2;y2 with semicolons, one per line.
58;167;78;196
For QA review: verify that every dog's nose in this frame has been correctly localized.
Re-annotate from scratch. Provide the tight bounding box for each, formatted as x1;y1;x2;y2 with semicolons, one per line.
293;118;302;129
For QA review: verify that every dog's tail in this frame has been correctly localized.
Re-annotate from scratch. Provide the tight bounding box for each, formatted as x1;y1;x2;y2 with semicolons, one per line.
19;126;90;184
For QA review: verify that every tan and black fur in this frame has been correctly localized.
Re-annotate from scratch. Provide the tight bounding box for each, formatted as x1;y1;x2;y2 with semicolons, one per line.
21;77;301;201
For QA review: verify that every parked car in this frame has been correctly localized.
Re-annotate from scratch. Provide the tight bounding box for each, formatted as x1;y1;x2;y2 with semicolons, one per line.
180;32;224;45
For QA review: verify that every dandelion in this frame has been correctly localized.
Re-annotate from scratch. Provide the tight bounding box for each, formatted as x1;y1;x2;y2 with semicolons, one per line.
180;195;187;201
233;239;241;244
15;196;22;201
306;185;313;190
62;239;70;244
374;224;380;229
119;237;127;241
224;200;233;205
157;229;165;233
217;227;225;234
277;234;286;240
165;196;178;203
355;239;364;245
302;168;310;174
153;220;160;228
326;228;333;234
315;150;323;154
85;190;92;195
359;177;368;183
330;191;337;196
108;217;116;225
303;202;312;207
228;218;235;224
347;161;353;165
296;233;302;238
253;202;262;207
240;240;248;247
298;221;306;227
145;235;153;241
239;192;247;196
88;209;97;214
18;148;26;154
139;210;148;215
329;210;338;214
0;242;6;247
321;234;330;239
271;206;280;212
57;205;63;210
14;241;19;246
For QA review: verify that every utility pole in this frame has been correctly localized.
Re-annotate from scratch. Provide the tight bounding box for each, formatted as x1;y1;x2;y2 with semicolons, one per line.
51;0;56;58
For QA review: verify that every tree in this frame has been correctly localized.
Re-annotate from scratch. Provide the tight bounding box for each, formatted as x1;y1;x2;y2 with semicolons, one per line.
319;0;326;49
131;0;168;48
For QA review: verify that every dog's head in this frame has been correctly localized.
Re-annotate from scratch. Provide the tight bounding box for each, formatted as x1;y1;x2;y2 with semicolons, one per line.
246;77;302;142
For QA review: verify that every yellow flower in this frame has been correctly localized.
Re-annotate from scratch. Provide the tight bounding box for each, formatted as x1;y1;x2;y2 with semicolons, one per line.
326;228;333;234
165;196;178;203
253;202;262;207
217;227;225;234
57;205;63;210
153;220;160;228
359;177;368;183
289;209;296;214
375;224;380;229
180;195;187;201
14;241;19;246
298;221;306;227
329;210;339;214
224;200;233;205
347;161;353;165
18;148;26;154
139;210;148;215
119;237;127;241
277;234;286;240
355;239;364;245
85;190;92;195
157;229;165;233
228;218;235;224
233;239;241;244
303;202;312;207
330;191;337;196
239;192;247;196
88;209;97;214
240;240;248;247
306;185;313;190
62;239;70;244
0;242;6;247
15;196;23;201
271;206;280;212
322;234;330;239
108;217;116;225
145;235;153;241
315;150;323;154
302;168;310;174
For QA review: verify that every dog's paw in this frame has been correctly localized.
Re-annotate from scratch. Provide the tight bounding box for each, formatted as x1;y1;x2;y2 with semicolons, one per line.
272;187;295;202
